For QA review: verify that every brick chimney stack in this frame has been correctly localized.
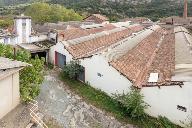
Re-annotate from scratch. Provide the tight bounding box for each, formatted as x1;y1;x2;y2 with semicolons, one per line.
183;0;188;19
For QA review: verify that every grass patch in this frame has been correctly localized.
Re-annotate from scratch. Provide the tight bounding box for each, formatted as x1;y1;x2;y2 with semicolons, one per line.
60;73;182;128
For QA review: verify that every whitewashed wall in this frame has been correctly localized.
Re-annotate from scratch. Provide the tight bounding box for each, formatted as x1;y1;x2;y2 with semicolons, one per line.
80;55;132;95
29;35;48;43
141;83;192;127
25;19;32;43
0;38;4;43
15;19;22;44
49;41;73;64
0;72;20;119
14;18;31;43
0;37;18;45
48;32;57;40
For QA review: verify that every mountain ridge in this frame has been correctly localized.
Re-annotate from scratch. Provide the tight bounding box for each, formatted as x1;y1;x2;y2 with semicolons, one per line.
1;0;192;21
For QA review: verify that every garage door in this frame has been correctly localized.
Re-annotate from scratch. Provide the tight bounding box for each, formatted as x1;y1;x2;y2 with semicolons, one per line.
55;52;66;69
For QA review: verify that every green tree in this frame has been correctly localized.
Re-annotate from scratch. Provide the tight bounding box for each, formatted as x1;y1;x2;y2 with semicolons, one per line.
158;116;176;128
0;18;13;28
114;87;148;120
0;44;44;102
25;3;83;24
20;56;44;102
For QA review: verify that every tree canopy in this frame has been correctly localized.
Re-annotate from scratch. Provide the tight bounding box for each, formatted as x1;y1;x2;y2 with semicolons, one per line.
0;17;13;28
0;44;44;102
25;3;83;24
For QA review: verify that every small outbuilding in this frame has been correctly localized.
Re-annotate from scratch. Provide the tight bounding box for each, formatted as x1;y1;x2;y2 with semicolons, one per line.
0;57;29;119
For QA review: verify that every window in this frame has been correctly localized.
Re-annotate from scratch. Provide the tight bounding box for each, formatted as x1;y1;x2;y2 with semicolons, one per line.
22;22;26;26
22;19;26;26
177;105;187;112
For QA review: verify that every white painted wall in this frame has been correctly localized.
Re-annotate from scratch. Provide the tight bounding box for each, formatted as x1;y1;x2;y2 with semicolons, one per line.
141;82;192;127
0;36;18;45
50;42;132;95
80;55;132;95
15;18;31;43
48;32;57;40
0;38;4;43
0;72;20;119
29;35;48;43
15;18;22;43
49;41;73;64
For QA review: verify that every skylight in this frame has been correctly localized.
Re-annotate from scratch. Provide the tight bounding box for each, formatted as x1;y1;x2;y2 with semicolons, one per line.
148;73;159;82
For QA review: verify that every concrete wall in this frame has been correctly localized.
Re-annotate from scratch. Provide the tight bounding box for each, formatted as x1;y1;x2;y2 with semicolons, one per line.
0;36;18;45
142;82;192;127
15;18;31;43
15;18;22;43
0;72;20;119
29;35;48;43
80;55;132;95
51;42;132;95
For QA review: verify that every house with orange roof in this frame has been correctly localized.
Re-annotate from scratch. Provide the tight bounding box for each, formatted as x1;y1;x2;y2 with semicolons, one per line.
50;23;192;126
0;57;29;119
84;14;109;24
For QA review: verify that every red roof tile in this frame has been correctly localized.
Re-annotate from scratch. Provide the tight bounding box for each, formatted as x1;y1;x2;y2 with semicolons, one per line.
66;25;145;59
58;24;116;41
110;28;165;87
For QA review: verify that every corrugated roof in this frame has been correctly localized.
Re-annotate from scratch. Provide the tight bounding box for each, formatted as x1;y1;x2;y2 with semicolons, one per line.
0;57;29;70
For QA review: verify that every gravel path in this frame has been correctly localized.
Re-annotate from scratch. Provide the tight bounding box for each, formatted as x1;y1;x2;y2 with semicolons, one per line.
0;104;31;128
37;70;136;128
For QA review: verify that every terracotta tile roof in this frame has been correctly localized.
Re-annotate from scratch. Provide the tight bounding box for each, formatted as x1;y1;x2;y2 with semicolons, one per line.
58;24;116;41
121;17;150;23
160;16;192;25
84;14;109;24
110;28;165;87
92;14;109;21
140;30;176;87
66;25;145;59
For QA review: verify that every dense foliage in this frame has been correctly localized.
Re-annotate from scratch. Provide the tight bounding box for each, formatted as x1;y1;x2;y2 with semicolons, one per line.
0;44;44;102
25;3;83;24
48;0;191;21
0;17;13;28
1;0;191;21
158;116;177;128
0;0;47;6
114;87;148;119
63;60;84;79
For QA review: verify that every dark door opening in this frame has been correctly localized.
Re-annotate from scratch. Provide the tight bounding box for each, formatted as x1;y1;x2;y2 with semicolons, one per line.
55;52;66;69
31;51;47;62
78;66;85;83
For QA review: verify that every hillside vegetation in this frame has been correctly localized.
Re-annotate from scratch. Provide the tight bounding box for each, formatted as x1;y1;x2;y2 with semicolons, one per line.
1;0;192;21
48;0;191;21
25;3;82;24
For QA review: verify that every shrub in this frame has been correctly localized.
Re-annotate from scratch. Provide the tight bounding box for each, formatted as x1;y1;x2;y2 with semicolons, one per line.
48;63;54;69
114;87;148;120
158;116;176;128
0;44;44;102
20;56;45;102
63;60;84;79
